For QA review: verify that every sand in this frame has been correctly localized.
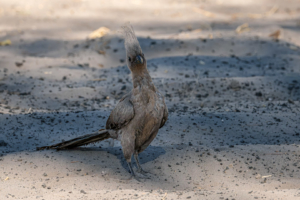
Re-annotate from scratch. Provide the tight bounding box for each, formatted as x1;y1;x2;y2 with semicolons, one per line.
0;0;300;199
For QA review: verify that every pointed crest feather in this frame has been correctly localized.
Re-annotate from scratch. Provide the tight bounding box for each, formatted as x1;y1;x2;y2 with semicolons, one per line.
121;23;142;55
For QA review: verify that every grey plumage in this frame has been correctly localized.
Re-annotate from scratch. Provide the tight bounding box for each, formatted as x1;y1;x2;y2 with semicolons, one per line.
37;24;168;181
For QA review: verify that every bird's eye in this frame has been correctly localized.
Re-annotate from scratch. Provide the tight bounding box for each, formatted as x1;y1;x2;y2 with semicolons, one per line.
128;57;131;62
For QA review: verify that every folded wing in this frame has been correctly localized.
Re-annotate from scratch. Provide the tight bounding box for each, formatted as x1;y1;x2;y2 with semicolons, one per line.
106;93;135;130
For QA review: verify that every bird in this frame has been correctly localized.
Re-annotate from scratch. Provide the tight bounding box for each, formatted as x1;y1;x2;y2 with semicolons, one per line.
37;24;168;181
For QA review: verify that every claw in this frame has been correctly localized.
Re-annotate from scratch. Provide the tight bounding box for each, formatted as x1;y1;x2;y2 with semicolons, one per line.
137;168;149;175
129;175;141;182
133;175;141;182
121;175;141;182
137;168;153;179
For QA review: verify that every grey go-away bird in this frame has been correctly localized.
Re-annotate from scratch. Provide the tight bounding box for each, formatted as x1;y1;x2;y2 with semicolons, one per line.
37;24;168;181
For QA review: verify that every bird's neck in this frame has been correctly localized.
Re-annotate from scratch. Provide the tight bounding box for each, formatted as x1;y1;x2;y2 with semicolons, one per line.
131;67;155;90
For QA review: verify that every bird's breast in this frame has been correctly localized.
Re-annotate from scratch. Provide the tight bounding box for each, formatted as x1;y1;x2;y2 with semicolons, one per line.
132;89;164;120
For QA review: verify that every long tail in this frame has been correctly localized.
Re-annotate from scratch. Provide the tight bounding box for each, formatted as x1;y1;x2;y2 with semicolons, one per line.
37;129;110;150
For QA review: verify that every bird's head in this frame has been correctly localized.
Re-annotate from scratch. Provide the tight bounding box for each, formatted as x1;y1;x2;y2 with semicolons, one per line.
122;24;146;71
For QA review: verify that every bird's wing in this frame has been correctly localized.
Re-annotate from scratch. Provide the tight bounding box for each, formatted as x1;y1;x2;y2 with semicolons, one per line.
160;103;168;128
106;92;135;130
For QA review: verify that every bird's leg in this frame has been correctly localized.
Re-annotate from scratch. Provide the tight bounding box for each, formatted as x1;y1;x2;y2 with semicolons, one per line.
134;152;151;176
121;134;142;181
126;160;141;182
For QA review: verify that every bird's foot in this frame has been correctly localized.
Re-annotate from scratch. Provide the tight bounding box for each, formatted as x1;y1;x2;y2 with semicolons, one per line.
136;169;152;179
132;175;142;182
121;175;141;182
137;168;152;175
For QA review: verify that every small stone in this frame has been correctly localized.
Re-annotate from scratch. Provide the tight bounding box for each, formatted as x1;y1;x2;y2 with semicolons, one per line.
229;80;240;90
0;140;8;147
121;85;126;90
15;62;23;67
288;99;294;104
255;92;262;97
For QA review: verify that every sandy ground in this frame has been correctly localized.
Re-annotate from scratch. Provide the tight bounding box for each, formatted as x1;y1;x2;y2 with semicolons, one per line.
0;0;300;199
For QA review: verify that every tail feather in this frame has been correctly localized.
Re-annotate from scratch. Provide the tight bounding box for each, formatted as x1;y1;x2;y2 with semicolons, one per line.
37;129;110;150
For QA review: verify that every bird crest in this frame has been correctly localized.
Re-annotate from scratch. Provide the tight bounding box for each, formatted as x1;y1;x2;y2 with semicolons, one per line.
121;23;142;56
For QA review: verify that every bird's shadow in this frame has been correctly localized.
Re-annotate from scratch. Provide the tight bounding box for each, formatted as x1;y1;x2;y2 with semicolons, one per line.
72;145;166;172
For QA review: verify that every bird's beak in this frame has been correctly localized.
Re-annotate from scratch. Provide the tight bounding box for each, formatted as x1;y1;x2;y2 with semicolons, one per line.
135;55;144;64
